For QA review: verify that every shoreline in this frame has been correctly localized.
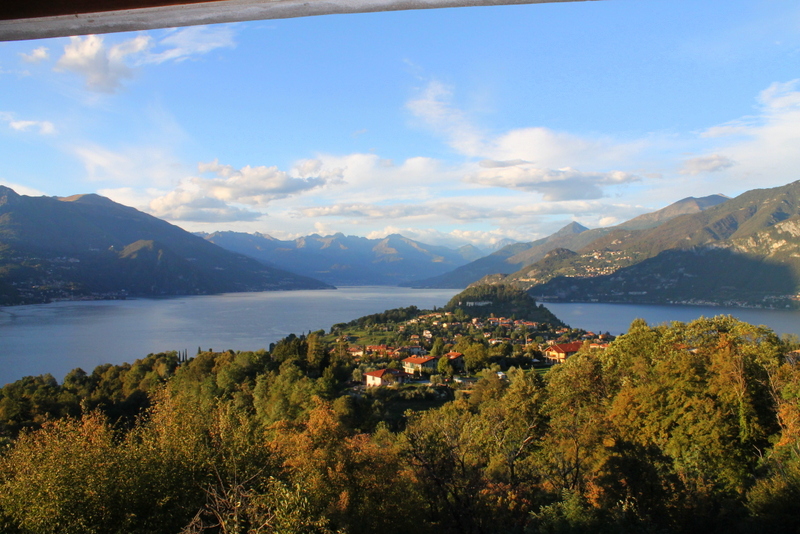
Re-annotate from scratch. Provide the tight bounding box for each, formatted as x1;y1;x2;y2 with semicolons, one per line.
534;297;798;311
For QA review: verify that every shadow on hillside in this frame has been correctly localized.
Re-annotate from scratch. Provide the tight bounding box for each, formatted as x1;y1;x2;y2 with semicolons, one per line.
530;247;798;305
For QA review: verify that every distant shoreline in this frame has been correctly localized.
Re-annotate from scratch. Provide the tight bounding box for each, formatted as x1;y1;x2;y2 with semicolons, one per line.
534;297;798;311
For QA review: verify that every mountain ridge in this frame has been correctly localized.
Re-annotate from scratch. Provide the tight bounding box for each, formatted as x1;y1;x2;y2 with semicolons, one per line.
0;187;331;305
501;181;800;307
407;194;729;289
202;231;484;286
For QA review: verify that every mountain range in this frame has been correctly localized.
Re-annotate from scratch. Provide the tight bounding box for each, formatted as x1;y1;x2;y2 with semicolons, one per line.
474;181;800;307
200;231;484;286
406;194;729;289
6;179;800;309
0;186;330;305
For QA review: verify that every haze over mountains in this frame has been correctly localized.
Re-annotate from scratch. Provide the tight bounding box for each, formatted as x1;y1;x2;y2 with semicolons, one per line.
0;186;330;305
5;180;800;308
200;231;483;286
198;194;731;293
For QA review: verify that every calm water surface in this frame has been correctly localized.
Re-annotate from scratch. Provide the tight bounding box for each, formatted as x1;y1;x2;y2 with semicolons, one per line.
0;287;459;386
545;302;800;338
3;288;800;386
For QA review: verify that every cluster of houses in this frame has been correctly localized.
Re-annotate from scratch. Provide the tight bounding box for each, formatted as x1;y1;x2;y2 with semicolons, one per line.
358;338;613;387
363;351;465;387
348;312;614;387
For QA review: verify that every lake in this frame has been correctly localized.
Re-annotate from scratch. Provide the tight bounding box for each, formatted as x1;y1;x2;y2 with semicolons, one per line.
545;302;800;338
0;287;460;386
2;287;800;386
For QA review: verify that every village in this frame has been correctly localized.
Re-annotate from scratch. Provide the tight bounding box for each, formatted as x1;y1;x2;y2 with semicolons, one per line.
326;310;615;388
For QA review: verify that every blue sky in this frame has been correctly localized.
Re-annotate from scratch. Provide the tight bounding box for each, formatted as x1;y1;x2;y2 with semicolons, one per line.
1;0;799;249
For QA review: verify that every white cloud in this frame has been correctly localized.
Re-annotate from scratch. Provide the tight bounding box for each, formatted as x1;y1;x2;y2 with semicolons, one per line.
149;188;261;222
278;153;462;210
489;128;595;166
141;26;236;64
54;27;236;92
694;79;800;188
193;159;335;205
296;203;427;219
75;145;134;179
9;120;56;135
261;145;652;242
701;121;752;139
406;80;646;204
2;113;56;135
291;195;643;230
479;159;530;168
313;221;336;235
508;200;618;216
294;200;514;222
406;80;486;156
443;228;527;248
680;154;735;175
73;143;186;187
20;47;49;63
759;79;800;110
407;80;644;169
144;159;339;223
53;74;800;244
487;127;644;170
295;159;324;178
466;164;640;201
56;35;149;93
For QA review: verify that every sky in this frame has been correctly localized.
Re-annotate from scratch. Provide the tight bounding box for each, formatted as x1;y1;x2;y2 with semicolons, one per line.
1;0;799;250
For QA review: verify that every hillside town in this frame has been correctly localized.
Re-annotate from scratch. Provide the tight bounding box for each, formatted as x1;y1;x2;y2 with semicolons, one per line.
327;310;614;387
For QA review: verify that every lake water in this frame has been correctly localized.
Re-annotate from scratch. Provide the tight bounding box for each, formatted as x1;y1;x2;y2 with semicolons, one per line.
0;287;459;386
2;287;799;386
545;302;800;338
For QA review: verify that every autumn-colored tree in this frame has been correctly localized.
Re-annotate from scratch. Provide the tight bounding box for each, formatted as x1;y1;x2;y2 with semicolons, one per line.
539;351;609;497
270;397;426;534
0;404;205;534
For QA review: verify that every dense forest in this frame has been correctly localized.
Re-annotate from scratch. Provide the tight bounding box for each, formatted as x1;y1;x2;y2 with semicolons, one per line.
443;284;563;324
3;314;800;532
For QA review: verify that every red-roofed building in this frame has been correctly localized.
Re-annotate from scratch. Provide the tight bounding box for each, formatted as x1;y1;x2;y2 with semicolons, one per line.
365;345;394;356
348;347;365;358
364;368;406;387
445;351;464;370
402;355;438;376
544;341;584;364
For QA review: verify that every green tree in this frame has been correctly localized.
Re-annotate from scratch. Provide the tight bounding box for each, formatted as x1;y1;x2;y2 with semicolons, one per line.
431;338;445;358
438;356;454;377
464;345;489;375
306;333;328;375
539;351;609;495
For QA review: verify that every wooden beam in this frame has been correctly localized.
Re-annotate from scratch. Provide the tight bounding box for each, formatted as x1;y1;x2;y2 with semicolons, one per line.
0;0;593;42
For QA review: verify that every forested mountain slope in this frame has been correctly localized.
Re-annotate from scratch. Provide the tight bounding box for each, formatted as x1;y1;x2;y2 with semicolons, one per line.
0;186;330;305
504;181;800;306
409;194;727;289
